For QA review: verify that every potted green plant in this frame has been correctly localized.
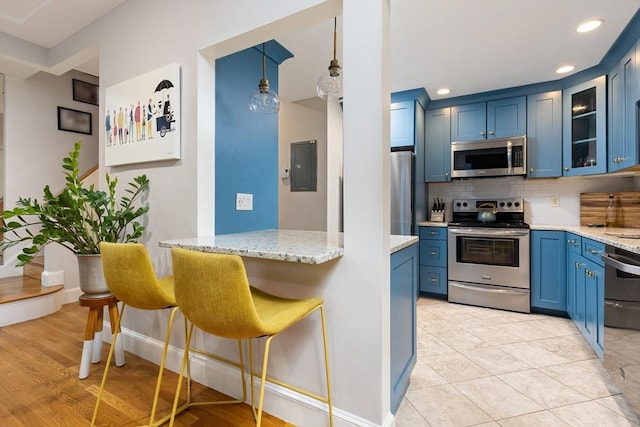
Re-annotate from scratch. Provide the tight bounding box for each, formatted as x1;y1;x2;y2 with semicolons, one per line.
0;141;150;297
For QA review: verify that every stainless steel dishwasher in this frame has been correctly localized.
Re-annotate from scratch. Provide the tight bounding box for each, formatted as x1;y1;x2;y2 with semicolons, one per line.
601;245;640;417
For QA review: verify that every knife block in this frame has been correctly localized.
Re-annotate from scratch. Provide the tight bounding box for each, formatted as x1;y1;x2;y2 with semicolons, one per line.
431;210;445;222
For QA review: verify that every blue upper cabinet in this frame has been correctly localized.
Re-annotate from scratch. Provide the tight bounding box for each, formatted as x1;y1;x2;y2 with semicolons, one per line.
451;96;525;142
562;76;607;176
391;100;416;149
451;102;486;141
424;107;451;182
527;91;562;177
608;43;639;172
486;97;527;138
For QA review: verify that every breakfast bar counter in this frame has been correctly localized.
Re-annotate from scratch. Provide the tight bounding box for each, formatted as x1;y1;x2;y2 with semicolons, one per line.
159;229;418;262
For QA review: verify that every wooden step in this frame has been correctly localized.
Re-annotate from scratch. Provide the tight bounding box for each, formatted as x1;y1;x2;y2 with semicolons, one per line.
0;275;63;304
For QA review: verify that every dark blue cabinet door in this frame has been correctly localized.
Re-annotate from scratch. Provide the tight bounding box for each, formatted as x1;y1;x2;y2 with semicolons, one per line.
608;45;638;172
424;107;451;182
527;92;562;177
390;244;417;414
487;96;526;139
569;253;587;335
531;231;567;311
583;259;604;358
451;102;486;141
566;233;581;319
391;100;416;148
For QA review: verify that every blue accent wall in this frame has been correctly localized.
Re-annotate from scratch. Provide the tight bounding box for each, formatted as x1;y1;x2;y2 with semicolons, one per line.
215;42;290;235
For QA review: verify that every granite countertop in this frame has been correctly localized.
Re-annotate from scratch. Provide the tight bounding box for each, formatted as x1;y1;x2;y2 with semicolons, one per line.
160;229;418;264
417;221;448;227
530;225;640;254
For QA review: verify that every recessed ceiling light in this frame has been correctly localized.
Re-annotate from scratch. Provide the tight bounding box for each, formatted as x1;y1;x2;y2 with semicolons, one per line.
556;65;575;74
577;19;604;33
436;88;450;95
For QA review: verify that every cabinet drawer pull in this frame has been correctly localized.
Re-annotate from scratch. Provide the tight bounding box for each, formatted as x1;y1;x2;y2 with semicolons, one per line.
430;251;437;256
564;166;570;171
429;231;438;236
480;131;486;136
430;278;438;282
488;131;495;135
589;249;600;255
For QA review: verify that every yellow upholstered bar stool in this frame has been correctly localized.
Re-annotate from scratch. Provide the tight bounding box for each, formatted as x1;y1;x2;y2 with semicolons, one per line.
169;248;333;427
90;243;183;427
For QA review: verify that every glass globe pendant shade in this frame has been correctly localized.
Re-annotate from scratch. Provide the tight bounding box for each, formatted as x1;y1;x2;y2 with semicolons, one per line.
249;78;280;113
317;59;343;100
248;43;280;114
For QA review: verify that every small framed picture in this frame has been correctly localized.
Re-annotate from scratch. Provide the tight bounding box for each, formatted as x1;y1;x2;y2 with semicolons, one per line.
72;79;98;105
57;107;92;135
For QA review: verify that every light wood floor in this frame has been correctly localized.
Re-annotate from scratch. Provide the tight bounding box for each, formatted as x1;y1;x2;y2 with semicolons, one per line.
0;301;295;426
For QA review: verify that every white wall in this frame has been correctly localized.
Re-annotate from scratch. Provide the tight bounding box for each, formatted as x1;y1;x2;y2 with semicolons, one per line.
278;100;327;231
1;70;98;270
427;174;636;225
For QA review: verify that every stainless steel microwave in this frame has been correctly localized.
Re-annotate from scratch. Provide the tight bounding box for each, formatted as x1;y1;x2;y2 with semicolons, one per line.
451;136;526;179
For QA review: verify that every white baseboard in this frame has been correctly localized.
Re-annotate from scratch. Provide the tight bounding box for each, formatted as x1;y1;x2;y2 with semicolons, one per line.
105;323;387;427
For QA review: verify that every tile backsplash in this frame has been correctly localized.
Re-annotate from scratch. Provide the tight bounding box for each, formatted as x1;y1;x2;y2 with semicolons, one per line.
427;174;638;226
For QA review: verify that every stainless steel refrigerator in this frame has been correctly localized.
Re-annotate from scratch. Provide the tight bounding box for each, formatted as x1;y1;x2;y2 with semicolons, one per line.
390;150;414;235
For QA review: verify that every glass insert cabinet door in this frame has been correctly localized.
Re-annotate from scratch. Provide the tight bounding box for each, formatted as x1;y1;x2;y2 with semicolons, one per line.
562;76;606;176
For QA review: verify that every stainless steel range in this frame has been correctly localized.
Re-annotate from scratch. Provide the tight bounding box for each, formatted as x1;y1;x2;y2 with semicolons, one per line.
448;198;530;313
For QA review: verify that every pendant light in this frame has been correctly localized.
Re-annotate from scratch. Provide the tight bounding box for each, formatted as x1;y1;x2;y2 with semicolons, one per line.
249;43;280;113
317;17;343;100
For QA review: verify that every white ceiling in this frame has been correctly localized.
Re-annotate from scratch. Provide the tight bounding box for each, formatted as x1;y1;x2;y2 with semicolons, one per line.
1;0;639;103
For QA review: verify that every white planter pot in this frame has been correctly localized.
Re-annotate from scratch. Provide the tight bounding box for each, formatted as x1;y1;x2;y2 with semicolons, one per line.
76;254;111;298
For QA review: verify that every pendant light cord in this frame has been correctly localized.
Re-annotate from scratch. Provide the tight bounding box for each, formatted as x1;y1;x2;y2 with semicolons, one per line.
262;43;266;79
332;17;337;61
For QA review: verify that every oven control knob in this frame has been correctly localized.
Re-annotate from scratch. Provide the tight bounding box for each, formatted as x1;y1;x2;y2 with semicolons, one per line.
463;202;468;207
507;202;512;207
499;202;505;207
456;202;461;207
514;201;520;207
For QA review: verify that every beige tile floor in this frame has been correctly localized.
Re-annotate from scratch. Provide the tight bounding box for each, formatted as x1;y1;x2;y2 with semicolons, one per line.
396;297;640;427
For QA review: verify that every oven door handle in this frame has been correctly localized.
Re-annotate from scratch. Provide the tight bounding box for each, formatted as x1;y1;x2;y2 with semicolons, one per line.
449;282;530;295
448;228;529;237
602;252;640;276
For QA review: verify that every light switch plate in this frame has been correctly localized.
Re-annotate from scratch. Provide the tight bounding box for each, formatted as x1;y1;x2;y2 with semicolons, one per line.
236;193;253;210
550;195;559;207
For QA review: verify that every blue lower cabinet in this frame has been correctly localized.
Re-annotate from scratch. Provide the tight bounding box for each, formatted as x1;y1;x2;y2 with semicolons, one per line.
390;243;418;414
584;259;604;358
565;235;605;359
530;231;567;311
419;226;448;297
419;266;447;294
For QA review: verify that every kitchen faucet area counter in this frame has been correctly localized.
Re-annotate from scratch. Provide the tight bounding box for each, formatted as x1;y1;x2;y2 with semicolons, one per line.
160;229;418;262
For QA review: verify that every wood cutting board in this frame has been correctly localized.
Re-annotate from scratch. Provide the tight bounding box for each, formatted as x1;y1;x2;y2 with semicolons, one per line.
580;192;640;228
